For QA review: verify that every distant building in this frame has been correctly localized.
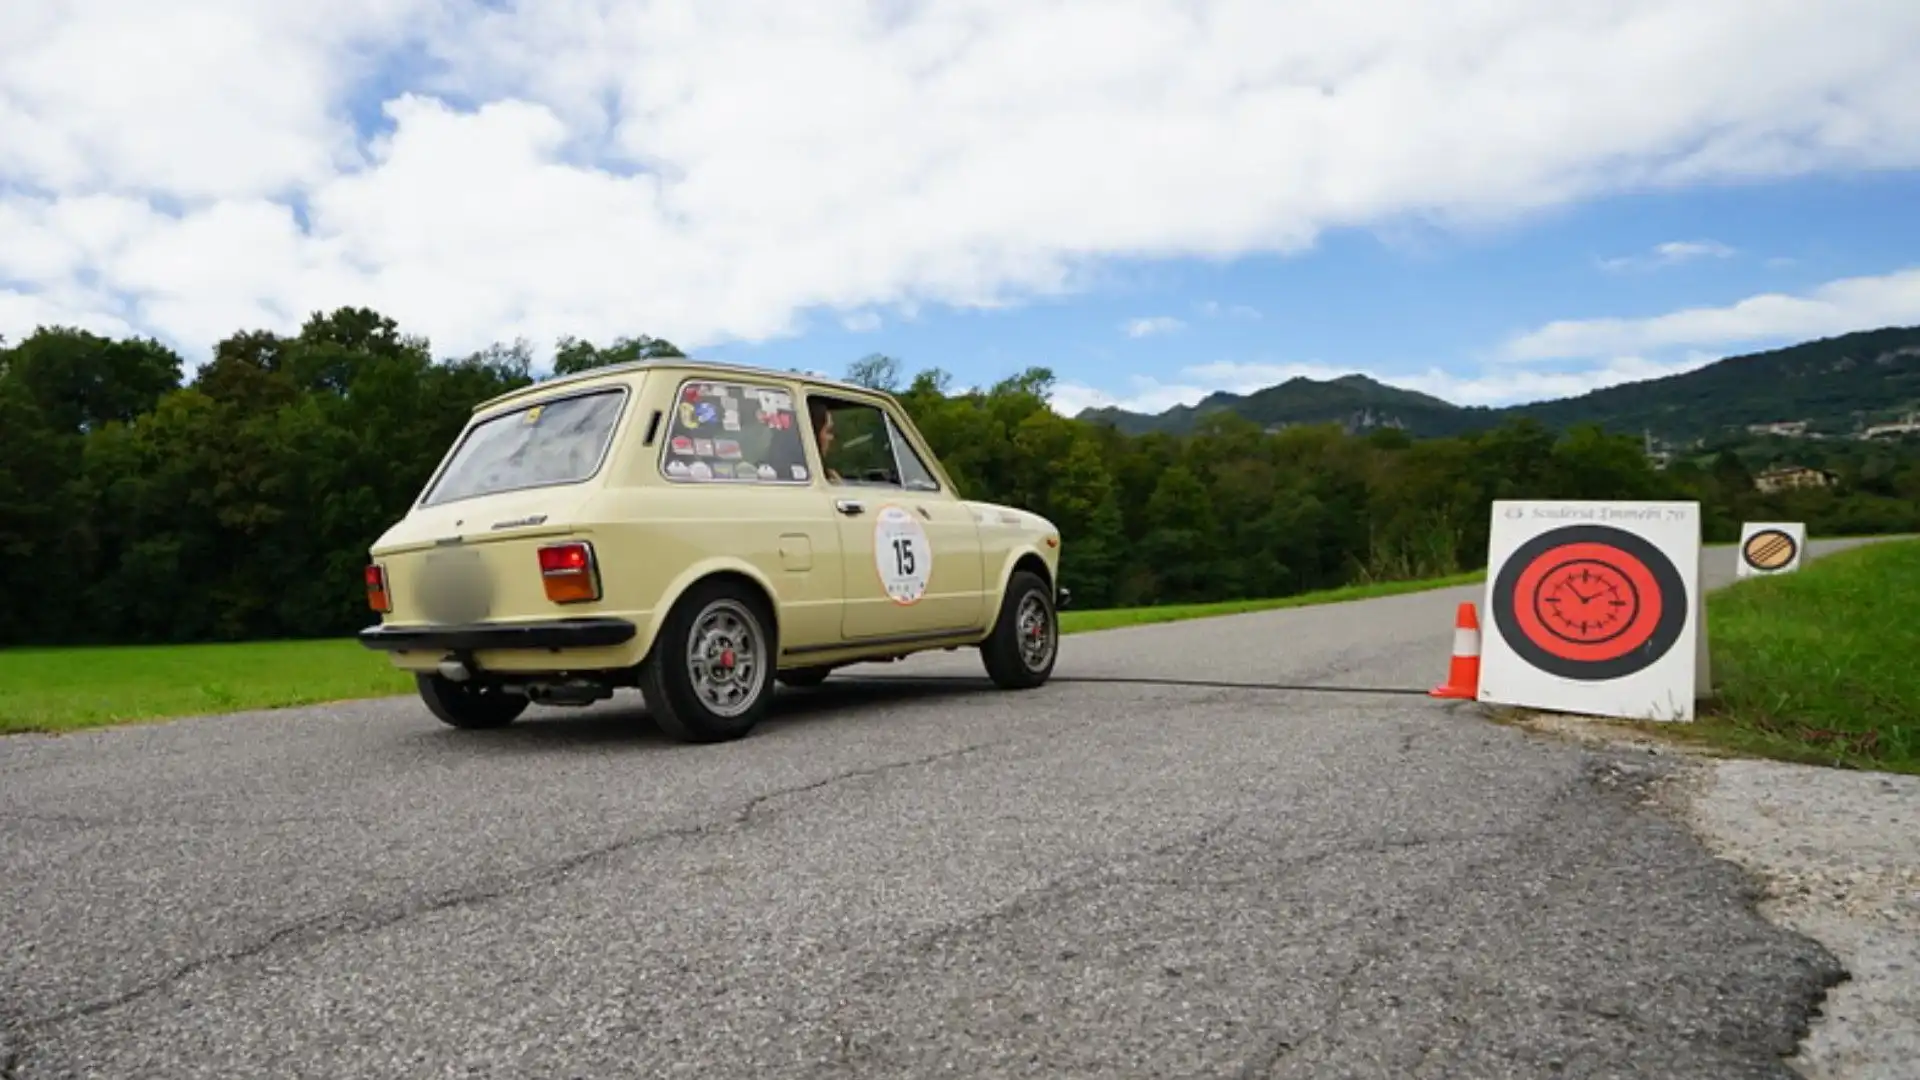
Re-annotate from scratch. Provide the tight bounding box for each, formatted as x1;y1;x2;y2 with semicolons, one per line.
1753;464;1838;493
1642;430;1674;469
1746;420;1809;437
1860;413;1920;440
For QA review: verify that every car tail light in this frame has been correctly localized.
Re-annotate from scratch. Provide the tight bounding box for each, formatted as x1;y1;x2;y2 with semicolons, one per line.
538;541;600;604
365;563;391;613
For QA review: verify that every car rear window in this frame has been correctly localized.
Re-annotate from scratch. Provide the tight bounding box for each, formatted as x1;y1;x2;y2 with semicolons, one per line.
421;388;627;506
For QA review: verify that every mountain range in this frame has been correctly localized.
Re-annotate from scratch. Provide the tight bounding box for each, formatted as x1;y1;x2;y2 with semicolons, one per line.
1075;325;1920;444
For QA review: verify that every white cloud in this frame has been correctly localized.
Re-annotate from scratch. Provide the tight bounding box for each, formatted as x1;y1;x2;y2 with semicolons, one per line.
5;1;1920;365
1398;353;1723;407
1196;300;1262;320
1657;240;1736;261
1504;265;1920;361
1121;315;1184;338
1598;239;1737;272
841;311;882;332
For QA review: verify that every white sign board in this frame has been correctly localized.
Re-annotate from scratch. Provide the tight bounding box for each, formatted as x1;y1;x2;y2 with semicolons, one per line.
1478;500;1704;723
1736;521;1806;577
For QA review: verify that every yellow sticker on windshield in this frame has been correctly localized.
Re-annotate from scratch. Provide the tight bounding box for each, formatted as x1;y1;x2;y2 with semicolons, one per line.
524;405;543;424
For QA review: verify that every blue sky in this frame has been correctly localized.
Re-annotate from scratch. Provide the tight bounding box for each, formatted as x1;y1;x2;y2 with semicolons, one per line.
698;169;1920;412
5;2;1920;417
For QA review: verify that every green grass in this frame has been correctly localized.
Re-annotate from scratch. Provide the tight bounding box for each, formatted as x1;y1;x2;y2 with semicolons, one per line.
0;640;414;735
1661;537;1920;774
0;569;1485;735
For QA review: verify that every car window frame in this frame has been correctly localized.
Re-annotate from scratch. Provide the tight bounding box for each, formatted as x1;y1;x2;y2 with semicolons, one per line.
801;389;946;495
882;411;943;494
655;373;815;487
415;383;633;508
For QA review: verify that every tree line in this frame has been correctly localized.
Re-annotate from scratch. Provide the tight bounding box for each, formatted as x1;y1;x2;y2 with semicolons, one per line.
3;307;1917;648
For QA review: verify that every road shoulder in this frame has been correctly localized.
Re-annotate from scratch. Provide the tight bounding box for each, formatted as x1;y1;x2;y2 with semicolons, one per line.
1508;713;1920;1080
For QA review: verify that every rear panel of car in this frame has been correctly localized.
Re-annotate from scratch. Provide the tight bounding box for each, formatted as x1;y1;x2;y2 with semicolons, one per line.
366;375;653;673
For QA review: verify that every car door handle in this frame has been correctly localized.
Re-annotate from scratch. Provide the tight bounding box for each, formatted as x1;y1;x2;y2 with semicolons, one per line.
834;499;865;515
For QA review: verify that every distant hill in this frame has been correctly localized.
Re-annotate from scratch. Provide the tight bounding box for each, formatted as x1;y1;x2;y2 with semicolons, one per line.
1076;325;1920;442
1078;373;1476;437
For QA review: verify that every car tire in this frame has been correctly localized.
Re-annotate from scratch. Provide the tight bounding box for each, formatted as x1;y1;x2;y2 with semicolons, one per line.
979;569;1059;690
776;666;833;688
416;673;529;729
640;578;779;743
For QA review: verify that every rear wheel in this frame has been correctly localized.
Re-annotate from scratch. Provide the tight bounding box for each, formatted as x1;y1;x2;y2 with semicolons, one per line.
640;578;778;743
980;570;1058;689
416;673;529;729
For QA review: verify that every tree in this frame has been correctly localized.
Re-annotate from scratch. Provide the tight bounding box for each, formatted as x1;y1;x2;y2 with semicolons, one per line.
552;334;684;376
2;309;1915;647
3;327;183;434
845;353;903;391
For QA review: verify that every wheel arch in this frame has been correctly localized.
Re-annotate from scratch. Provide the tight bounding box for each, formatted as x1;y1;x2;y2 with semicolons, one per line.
1011;550;1052;590
991;545;1057;604
634;558;784;661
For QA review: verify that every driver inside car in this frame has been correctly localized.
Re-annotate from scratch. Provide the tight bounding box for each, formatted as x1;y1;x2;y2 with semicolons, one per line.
809;398;843;483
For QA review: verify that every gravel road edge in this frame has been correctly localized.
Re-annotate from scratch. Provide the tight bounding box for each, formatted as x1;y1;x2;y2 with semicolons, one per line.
1502;712;1920;1080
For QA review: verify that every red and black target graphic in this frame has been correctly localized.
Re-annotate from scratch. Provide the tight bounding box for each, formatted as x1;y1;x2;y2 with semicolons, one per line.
1490;523;1689;682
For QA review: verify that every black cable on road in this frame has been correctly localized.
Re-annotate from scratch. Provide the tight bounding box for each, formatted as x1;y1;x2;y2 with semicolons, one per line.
838;673;1436;696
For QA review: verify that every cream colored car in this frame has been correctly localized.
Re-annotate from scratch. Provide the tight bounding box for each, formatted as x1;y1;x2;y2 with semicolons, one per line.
358;359;1068;742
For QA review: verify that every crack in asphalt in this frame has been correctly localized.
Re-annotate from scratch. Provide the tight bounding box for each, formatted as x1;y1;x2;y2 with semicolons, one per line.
0;704;1569;1078
1131;827;1523;891
817;809;1550;1077
888;811;1255;959
11;735;1025;1035
1230;759;1646;1078
13;698;1836;1078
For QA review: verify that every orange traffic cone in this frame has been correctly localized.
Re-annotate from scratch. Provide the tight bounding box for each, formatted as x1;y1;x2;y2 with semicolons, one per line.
1429;601;1481;699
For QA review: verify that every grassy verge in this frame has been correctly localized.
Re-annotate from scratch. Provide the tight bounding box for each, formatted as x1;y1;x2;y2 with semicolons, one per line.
1659;537;1919;775
0;640;415;735
1058;569;1485;633
1;569;1484;735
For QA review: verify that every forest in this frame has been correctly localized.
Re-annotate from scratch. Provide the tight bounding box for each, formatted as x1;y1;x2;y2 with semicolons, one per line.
4;306;1918;648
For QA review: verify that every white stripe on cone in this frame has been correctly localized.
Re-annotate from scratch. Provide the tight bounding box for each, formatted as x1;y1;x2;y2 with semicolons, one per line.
1452;627;1480;656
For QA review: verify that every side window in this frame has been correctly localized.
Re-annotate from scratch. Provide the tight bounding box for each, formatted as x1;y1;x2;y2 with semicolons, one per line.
803;394;943;492
885;413;941;492
658;377;811;484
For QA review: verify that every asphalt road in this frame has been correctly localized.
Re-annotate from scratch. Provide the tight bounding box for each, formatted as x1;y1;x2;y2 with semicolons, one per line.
0;536;1886;1078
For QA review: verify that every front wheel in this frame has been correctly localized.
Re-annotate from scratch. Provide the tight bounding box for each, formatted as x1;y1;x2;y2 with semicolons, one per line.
639;579;779;743
980;570;1059;690
416;674;529;729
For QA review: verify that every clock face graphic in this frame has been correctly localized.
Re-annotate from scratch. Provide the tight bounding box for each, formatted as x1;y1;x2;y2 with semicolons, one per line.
1491;524;1688;681
1536;558;1638;644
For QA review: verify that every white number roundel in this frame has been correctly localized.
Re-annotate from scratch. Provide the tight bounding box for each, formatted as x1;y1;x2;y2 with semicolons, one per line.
873;505;933;604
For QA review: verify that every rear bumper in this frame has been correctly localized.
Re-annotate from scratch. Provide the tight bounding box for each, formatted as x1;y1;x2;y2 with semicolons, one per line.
358;617;638;653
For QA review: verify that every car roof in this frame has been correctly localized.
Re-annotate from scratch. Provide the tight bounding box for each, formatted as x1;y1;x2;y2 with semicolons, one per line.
472;357;897;414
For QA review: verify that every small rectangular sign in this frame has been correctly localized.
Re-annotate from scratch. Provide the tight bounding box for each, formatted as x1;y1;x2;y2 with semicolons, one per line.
1736;522;1807;577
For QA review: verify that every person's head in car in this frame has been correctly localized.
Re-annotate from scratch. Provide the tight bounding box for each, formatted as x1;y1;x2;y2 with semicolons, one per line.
808;399;841;481
809;399;834;454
